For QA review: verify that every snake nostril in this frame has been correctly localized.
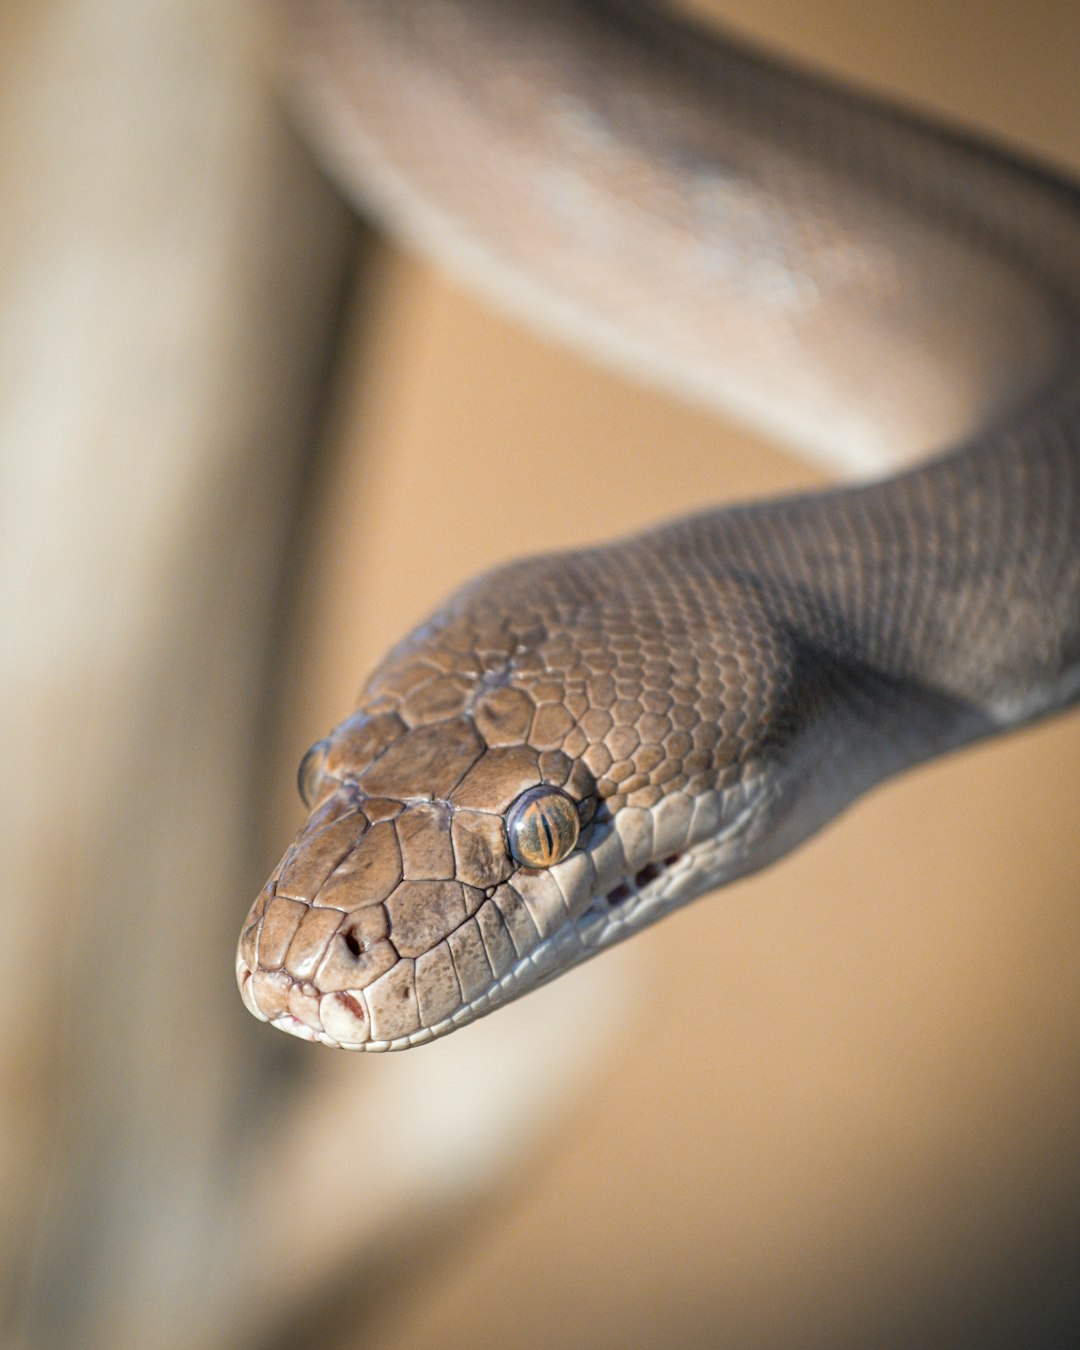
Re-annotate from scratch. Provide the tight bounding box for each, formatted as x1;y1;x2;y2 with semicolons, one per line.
342;929;362;958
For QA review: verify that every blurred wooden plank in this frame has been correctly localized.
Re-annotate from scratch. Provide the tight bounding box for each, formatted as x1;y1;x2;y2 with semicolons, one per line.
1;6;625;1348
0;1;357;1345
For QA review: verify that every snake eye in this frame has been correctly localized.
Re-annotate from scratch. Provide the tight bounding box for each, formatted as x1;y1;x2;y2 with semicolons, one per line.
506;785;580;868
297;738;330;808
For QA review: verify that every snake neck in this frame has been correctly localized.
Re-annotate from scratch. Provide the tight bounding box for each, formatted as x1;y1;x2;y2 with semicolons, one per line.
662;382;1080;767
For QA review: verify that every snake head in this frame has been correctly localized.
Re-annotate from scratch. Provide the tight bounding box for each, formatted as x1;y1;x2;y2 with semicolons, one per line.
236;555;810;1049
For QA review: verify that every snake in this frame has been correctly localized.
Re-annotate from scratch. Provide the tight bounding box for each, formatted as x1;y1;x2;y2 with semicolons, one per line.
236;0;1080;1051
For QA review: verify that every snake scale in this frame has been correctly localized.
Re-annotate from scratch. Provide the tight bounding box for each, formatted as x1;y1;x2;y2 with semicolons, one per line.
236;0;1080;1050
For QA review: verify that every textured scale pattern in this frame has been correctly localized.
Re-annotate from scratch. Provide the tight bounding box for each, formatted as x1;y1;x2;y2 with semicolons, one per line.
238;543;802;1048
237;0;1080;1048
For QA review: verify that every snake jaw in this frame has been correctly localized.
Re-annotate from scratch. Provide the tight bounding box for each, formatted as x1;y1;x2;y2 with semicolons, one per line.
235;762;776;1051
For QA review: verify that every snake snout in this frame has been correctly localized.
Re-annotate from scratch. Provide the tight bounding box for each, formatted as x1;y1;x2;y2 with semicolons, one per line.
235;773;556;1049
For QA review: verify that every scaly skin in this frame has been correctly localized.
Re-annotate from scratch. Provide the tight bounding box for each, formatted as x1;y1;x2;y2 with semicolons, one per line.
236;0;1080;1049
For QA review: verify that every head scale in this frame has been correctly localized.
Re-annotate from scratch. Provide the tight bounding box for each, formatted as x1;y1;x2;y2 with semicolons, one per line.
236;550;799;1049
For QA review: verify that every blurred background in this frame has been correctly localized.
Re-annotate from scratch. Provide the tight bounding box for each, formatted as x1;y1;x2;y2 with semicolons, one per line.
3;1;1079;1347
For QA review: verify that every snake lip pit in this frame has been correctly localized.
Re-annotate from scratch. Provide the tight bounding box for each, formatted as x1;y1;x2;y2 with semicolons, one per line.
603;857;681;909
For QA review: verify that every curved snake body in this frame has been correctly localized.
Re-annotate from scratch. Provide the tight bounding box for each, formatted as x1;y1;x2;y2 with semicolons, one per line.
236;0;1080;1050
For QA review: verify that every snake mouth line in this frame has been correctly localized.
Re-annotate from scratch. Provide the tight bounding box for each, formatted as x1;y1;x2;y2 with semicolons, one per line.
242;778;768;1052
238;847;696;1052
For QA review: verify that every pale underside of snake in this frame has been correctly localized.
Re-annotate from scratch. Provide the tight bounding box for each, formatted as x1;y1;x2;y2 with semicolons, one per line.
236;0;1080;1051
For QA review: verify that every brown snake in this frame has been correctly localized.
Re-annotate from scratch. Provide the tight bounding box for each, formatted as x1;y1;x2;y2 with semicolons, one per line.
236;0;1080;1050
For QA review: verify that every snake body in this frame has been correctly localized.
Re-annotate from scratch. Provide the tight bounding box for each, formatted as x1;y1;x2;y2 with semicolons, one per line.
236;0;1080;1050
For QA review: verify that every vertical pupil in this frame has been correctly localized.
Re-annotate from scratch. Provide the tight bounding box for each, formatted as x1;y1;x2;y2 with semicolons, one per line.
539;810;554;857
508;787;579;868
